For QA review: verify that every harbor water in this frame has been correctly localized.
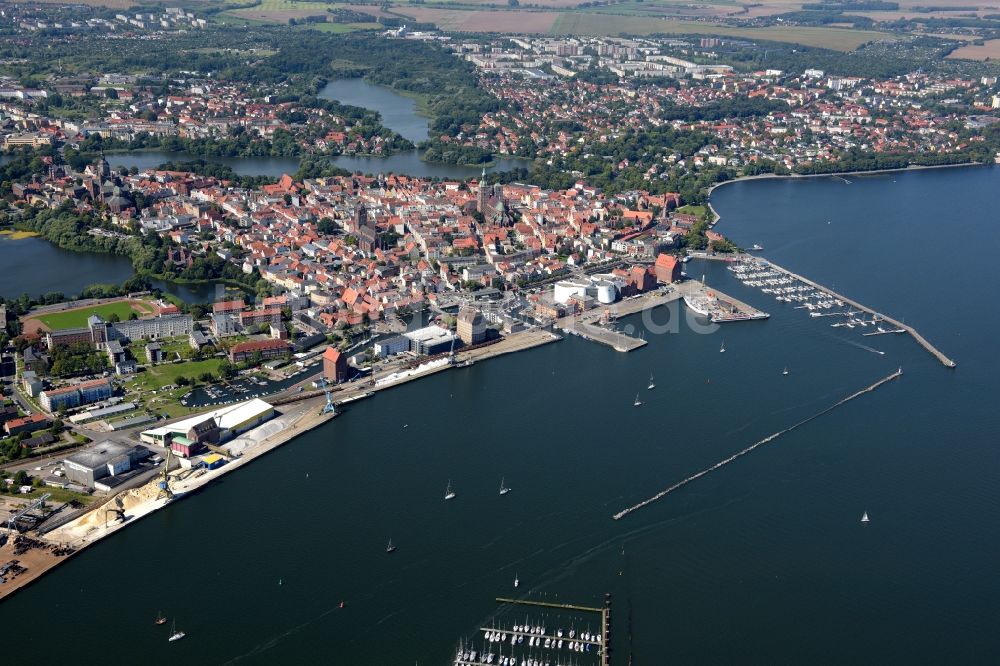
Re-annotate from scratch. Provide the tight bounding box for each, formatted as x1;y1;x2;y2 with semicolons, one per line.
3;166;1000;664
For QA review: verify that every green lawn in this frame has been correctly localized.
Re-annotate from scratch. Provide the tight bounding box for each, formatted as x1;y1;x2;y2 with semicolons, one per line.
36;301;144;331
132;358;224;391
676;204;707;216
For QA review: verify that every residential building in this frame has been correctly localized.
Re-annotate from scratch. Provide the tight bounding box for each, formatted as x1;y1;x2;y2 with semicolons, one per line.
229;339;290;363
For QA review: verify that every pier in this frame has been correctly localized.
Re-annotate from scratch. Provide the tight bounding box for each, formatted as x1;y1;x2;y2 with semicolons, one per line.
493;595;612;666
613;368;904;520
759;258;956;368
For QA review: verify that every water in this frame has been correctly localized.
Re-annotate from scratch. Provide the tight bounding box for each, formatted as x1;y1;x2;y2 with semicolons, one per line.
319;79;529;178
0;235;232;303
107;152;301;178
5;166;1000;665
0;236;134;299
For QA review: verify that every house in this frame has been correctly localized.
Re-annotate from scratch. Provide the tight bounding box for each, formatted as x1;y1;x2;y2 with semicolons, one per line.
653;253;681;284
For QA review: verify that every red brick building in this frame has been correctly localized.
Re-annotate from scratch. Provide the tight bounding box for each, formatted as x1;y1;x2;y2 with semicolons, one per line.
322;346;348;384
229;339;290;363
654;253;681;284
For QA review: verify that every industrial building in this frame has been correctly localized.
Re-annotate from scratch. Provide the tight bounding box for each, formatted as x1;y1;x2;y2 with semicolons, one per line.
140;398;275;456
457;307;488;345
374;335;410;358
403;325;460;356
62;440;148;489
322;346;348;383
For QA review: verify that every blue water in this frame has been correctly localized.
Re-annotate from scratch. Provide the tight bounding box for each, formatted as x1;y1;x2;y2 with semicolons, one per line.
3;166;999;665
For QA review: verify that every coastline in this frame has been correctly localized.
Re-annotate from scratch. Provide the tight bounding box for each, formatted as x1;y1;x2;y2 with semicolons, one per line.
0;327;559;603
705;161;986;226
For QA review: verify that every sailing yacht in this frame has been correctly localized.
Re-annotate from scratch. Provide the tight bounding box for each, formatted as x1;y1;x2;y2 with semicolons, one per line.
633;393;642;407
168;620;185;642
647;373;655;390
719;340;726;353
861;511;870;523
782;366;789;376
386;539;397;554
445;480;456;500
154;611;167;626
499;478;510;496
514;574;519;588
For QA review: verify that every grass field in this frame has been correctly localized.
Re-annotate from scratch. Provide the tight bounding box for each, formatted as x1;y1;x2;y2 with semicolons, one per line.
306;21;384;32
34;300;154;332
676;204;707;216
0;230;40;240
133;358;224;391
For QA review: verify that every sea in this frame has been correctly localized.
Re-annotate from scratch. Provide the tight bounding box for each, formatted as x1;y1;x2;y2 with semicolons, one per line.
2;165;999;665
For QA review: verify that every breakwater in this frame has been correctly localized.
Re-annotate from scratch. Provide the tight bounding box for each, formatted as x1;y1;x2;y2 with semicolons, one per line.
612;368;904;520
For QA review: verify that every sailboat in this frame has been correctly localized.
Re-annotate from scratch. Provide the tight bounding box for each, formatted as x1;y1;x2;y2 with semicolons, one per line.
514;574;519;589
861;511;870;523
386;539;397;554
782;366;789;376
168;620;185;642
647;373;655;390
154;611;167;626
499;478;510;496
445;480;456;500
719;340;726;353
633;393;642;407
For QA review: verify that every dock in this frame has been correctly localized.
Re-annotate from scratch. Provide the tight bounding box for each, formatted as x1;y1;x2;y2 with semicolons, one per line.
761;258;956;368
493;595;613;666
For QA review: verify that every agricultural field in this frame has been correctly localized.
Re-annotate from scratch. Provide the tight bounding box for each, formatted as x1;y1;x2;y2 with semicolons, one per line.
226;0;340;23
307;21;384;32
25;299;158;333
397;7;560;32
947;39;1000;60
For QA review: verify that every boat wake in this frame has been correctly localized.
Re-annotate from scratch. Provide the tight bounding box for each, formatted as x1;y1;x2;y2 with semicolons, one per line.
612;369;903;521
839;336;885;355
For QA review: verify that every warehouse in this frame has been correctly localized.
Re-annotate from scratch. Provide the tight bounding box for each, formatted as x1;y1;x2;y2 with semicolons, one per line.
403;325;460;356
62;440;148;489
140;398;274;455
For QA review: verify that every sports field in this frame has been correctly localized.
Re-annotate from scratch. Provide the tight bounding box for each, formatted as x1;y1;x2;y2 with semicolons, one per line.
28;300;156;332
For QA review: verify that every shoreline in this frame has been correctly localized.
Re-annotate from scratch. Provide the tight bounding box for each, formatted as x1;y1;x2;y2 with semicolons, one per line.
705;161;987;226
0;327;559;603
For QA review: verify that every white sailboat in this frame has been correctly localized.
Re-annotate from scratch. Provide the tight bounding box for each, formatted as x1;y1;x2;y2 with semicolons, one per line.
168;620;185;642
386;538;397;553
513;574;519;588
445;480;456;500
499;477;510;496
719;340;726;353
647;373;655;390
782;366;789;376
861;511;870;523
633;393;642;407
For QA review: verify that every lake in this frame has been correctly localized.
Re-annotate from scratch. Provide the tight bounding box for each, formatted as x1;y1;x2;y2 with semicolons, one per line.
5;166;999;664
0;236;231;304
107;81;528;180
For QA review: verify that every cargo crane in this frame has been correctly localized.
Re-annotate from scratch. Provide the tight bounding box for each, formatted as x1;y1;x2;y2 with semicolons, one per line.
321;381;338;416
5;493;51;533
156;448;174;501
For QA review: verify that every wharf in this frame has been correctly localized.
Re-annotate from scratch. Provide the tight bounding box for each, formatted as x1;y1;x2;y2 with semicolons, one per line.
494;595;612;666
676;279;770;323
555;290;680;352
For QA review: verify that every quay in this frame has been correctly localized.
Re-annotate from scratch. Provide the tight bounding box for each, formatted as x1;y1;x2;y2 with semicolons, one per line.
554;278;767;353
0;327;561;603
760;258;956;368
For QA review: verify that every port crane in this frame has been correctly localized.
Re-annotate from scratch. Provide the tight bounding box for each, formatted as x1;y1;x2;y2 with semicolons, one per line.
156;448;174;500
5;493;51;533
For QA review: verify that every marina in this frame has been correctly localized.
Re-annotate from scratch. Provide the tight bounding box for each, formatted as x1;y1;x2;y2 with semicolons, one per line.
451;597;610;666
721;255;956;367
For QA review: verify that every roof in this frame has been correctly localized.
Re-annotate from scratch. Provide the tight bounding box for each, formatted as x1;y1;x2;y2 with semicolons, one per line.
64;440;137;471
322;346;342;362
201;454;223;465
231;339;289;354
142;398;273;440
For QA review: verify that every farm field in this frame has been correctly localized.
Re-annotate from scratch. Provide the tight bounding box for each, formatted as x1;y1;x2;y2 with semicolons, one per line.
227;0;339;23
396;7;560;31
947;39;1000;60
27;299;157;333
